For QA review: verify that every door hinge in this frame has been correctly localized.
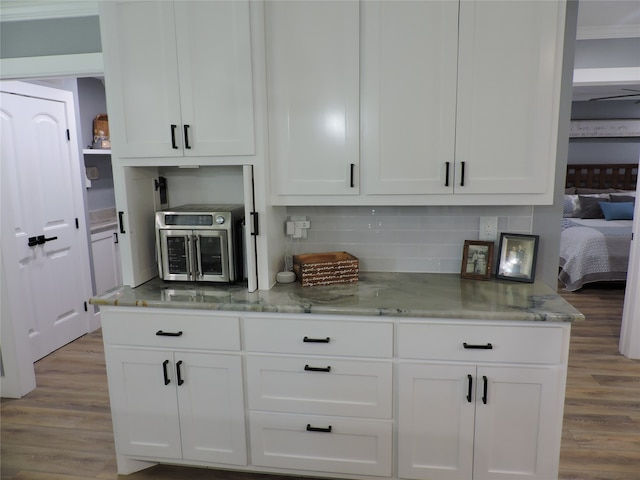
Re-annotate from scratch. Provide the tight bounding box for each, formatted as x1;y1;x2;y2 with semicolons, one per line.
75;218;79;229
84;301;88;312
66;129;70;141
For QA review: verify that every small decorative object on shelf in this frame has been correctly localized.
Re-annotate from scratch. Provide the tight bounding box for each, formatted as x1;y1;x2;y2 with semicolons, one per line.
293;252;359;287
496;233;539;283
461;240;494;280
92;114;111;149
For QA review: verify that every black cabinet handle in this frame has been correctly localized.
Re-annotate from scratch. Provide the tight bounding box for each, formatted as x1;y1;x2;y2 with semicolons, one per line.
460;161;466;187
445;162;450;187
156;330;183;337
467;374;473;403
350;163;355;188
482;376;488;404
304;365;331;373
118;211;126;234
306;424;332;433
113;232;119;244
176;360;184;386
184;124;191;149
303;336;330;343
250;211;259;236
170;124;178;149
162;360;170;385
463;343;493;350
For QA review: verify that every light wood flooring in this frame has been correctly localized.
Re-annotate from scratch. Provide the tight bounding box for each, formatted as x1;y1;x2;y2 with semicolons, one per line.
1;283;638;480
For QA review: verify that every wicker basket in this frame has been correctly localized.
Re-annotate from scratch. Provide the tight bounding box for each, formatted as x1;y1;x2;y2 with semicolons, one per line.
93;114;109;137
293;252;359;287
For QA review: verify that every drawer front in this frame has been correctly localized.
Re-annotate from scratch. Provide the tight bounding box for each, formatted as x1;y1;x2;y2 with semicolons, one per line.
246;355;392;418
244;316;393;357
249;411;392;477
101;307;241;351
397;322;566;364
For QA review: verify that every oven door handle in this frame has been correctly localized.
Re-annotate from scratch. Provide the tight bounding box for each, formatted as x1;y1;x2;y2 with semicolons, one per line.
190;234;200;280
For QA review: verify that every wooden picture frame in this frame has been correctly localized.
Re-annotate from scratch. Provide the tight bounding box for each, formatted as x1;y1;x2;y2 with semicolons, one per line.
496;233;539;283
461;240;494;280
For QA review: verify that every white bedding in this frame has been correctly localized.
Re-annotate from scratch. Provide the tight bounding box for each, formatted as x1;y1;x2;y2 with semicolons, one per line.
559;218;633;291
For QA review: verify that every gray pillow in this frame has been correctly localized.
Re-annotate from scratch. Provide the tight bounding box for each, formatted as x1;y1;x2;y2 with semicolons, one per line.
579;194;609;219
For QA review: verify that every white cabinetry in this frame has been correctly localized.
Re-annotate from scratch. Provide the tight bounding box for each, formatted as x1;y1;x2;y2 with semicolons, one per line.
90;227;122;294
244;315;393;477
397;322;569;480
99;0;255;160
265;0;360;196
272;0;566;205
101;308;246;473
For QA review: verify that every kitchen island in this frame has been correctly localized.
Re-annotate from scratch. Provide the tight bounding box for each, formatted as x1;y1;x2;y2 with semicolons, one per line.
91;273;583;480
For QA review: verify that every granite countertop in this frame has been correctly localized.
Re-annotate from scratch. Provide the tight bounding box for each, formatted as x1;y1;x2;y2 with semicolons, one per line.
89;208;118;234
90;272;584;322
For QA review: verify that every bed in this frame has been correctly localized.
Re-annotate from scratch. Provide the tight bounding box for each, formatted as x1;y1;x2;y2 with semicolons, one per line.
559;163;637;291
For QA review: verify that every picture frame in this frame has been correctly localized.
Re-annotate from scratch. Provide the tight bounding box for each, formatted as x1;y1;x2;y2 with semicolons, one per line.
496;233;539;283
461;240;494;280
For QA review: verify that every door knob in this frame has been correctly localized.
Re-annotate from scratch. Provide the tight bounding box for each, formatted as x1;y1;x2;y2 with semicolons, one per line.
36;235;58;244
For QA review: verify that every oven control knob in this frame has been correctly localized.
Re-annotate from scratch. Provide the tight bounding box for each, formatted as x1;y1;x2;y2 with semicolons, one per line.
215;215;226;225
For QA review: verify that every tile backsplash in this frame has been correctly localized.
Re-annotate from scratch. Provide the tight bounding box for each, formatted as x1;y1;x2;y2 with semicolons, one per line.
285;205;533;274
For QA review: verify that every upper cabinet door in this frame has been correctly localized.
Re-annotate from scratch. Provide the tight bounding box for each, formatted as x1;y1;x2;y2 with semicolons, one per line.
266;0;360;196
455;0;565;196
100;0;255;159
100;1;182;158
174;1;255;157
362;1;458;195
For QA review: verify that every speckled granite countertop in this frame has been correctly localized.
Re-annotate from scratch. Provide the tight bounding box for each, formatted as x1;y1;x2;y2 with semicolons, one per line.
89;208;118;234
90;272;584;322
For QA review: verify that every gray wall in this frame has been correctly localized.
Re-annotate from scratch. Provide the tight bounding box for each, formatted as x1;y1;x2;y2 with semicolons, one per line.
569;100;640;165
0;16;101;59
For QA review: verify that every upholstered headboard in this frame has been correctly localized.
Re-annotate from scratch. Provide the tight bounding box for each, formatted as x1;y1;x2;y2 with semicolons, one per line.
566;164;638;191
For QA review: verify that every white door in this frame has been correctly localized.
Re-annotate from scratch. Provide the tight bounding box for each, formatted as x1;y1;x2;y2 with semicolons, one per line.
473;366;563;480
397;363;475;480
176;352;247;465
1;89;89;361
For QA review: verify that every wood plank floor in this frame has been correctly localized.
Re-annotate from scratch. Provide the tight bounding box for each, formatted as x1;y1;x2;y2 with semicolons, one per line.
1;283;638;479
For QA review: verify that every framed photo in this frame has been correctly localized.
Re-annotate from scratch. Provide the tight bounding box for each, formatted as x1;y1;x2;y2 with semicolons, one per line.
461;240;494;280
496;233;539;283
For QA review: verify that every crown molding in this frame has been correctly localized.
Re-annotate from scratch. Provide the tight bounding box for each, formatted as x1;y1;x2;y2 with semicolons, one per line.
0;1;98;22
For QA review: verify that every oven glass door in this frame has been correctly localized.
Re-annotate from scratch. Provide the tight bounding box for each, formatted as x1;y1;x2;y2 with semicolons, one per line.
195;230;229;282
159;229;194;281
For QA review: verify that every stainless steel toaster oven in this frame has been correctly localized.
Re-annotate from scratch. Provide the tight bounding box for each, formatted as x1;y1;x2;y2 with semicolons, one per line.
155;204;244;283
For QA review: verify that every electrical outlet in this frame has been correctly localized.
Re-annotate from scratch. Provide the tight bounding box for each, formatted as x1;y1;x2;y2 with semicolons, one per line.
479;216;498;241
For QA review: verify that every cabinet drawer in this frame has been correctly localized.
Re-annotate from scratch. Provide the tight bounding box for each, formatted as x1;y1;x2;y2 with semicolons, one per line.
101;307;240;351
249;411;392;477
246;355;392;418
244;316;393;357
397;322;567;364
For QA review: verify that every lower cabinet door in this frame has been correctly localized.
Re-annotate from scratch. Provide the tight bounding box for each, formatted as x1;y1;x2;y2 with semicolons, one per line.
176;352;247;465
249;411;392;476
397;363;475;480
473;365;563;480
106;348;182;459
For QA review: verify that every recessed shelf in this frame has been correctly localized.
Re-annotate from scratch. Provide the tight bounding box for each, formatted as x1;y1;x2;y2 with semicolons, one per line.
83;149;111;155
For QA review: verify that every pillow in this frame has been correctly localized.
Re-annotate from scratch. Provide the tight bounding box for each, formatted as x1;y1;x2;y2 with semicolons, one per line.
565;187;577;194
576;188;617;194
610;194;636;205
578;194;609;219
563;194;581;218
599;201;634;221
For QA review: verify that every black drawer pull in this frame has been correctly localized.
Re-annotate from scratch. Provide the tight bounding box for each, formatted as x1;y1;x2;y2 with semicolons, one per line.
482;375;488;404
304;365;331;373
176;360;184;386
303;336;330;343
463;342;493;350
170;124;178;149
156;330;183;337
467;374;473;403
184;124;191;149
445;161;450;187
162;360;170;385
306;424;332;433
